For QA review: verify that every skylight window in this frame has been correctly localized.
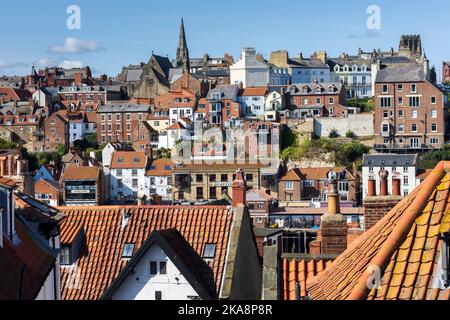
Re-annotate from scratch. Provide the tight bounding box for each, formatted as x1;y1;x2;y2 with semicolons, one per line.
122;243;135;258
203;243;217;259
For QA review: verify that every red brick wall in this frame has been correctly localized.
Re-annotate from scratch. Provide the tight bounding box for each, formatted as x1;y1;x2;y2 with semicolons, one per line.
374;80;446;148
320;219;348;255
278;180;302;201
44;114;68;152
364;196;403;230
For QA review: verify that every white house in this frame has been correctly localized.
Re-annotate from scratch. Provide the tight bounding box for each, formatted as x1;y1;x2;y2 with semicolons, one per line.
238;87;268;119
32;87;59;108
230;48;270;88
145;159;174;201
169;106;194;125
101;229;219;300
362;154;420;200
159;122;190;150
264;90;285;121
109;151;149;201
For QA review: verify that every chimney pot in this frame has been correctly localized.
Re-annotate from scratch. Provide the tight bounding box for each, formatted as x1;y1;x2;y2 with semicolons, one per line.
392;178;401;197
379;169;389;196
367;177;376;197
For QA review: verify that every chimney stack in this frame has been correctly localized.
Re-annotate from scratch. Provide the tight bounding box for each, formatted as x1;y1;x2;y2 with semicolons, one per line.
232;168;247;208
379;169;389;196
318;171;348;255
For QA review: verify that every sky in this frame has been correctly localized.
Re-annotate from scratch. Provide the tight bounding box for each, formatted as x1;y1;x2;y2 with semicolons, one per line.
1;0;449;79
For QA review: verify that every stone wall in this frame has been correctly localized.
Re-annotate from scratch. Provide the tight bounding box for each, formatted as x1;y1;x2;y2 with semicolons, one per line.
314;113;374;138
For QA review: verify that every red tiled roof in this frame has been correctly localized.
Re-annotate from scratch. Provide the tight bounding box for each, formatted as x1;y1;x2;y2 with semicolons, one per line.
241;87;268;97
307;161;450;300
146;159;174;176
280;167;350;181
282;256;335;300
0;176;16;188
110;151;148;169
57;205;233;300
62;165;100;181
167;122;186;130
280;168;302;181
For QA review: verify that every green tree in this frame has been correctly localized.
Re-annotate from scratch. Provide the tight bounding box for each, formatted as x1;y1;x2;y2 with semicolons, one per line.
56;144;67;157
420;145;450;169
0;138;18;149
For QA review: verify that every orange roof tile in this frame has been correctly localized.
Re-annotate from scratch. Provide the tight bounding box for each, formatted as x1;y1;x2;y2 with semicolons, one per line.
57;205;233;300
280;169;302;181
62;165;100;181
281;255;335;300
110;151;148;169
146;159;174;176
307;161;450;300
0;176;16;188
167;122;186;130
241;87;268;97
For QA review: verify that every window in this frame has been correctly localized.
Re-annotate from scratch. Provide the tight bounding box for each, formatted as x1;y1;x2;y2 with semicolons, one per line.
117;169;123;177
196;187;204;200
122;243;134;258
411;84;417;93
398;84;403;92
380;97;391;108
398;124;404;132
431;124;438;132
246;174;253;182
159;261;167;275
210;187;217;199
203;243;217;259
155;291;162;301
303;180;314;187
398;110;404;118
209;175;216;182
409;96;420;107
285;181;293;190
431;110;438;118
132;169;138;176
60;246;71;265
196;174;203;183
403;176;409;186
132;179;138;189
221;174;228;182
382;124;389;133
398;97;403;105
431;137;440;145
382;85;388;93
412;110;418;119
383;110;389;119
431;96;437;104
329;97;334;104
411;124;418;132
150;261;158;275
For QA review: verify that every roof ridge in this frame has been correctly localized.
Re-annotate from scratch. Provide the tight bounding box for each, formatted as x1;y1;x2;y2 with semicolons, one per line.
347;161;450;300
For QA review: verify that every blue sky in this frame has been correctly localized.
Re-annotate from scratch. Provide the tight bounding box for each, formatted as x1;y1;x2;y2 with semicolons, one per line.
1;0;449;78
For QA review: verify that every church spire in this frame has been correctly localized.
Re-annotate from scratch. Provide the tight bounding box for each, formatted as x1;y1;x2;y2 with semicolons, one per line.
176;18;190;73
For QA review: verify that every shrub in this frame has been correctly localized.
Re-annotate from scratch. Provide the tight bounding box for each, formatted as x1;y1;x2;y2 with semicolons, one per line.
329;129;340;139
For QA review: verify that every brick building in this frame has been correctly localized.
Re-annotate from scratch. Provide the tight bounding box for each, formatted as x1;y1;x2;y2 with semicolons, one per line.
0;115;44;152
246;188;274;228
374;63;448;152
44;113;69;152
278;167;360;206
61;165;103;206
26;66;94;89
96;104;151;144
34;179;62;207
172;162;265;203
287;81;348;118
443;61;450;84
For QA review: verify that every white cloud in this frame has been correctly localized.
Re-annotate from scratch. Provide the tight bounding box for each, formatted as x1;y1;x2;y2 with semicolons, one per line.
49;37;103;54
34;57;56;68
59;60;84;69
0;60;27;69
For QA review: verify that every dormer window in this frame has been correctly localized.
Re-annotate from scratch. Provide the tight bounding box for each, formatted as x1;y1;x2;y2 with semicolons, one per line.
334;65;340;72
118;157;124;163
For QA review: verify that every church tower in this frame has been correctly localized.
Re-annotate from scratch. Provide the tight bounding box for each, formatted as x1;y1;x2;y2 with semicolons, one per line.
176;18;190;73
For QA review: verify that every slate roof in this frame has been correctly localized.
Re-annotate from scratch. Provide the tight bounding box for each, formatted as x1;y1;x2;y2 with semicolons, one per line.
57;205;233;300
363;154;418;167
306;161;450;300
0;217;58;300
207;85;240;100
376;64;426;83
125;69;143;82
152;55;173;78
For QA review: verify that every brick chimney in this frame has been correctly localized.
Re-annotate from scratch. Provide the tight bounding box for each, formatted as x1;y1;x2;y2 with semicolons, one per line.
317;171;348;255
363;169;403;231
232;168;247;208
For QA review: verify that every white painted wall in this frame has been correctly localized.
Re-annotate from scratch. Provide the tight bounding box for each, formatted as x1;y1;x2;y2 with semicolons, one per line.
291;67;331;84
36;235;61;300
239;95;266;118
230;48;270;87
111;244;201;300
102;144;116;167
169;107;194;124
147;176;172;200
110;168;148;200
